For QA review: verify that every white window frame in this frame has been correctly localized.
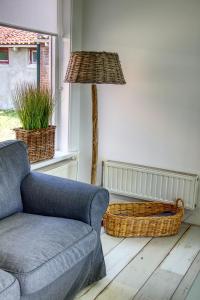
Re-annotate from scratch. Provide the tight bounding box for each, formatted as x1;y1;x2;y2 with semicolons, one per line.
51;35;70;154
29;48;37;64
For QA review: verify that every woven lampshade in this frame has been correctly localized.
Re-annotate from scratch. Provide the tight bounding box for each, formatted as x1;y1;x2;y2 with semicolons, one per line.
64;51;126;84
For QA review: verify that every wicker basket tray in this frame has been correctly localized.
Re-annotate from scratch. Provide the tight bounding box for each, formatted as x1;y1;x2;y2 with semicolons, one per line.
103;199;184;237
14;125;56;163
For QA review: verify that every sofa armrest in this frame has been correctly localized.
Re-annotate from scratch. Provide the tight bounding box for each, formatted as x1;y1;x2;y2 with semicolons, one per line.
21;172;109;233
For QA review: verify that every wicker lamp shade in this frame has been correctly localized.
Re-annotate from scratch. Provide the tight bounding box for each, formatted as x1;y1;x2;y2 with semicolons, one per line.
64;51;126;84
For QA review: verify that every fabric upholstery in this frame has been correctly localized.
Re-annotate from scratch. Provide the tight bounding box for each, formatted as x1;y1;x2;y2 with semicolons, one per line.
0;212;97;296
0;140;29;219
0;139;109;299
21;172;109;234
20;254;93;300
0;269;20;300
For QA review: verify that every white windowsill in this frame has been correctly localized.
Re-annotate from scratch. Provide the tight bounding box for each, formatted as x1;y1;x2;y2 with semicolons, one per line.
31;151;78;171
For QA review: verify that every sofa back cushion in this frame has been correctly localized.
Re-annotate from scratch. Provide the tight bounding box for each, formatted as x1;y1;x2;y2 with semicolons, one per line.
0;140;30;219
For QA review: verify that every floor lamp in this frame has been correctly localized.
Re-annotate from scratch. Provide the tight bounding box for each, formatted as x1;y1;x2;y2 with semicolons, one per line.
65;51;126;185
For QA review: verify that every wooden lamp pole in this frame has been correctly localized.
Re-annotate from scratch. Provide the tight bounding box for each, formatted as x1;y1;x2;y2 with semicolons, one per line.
91;84;98;184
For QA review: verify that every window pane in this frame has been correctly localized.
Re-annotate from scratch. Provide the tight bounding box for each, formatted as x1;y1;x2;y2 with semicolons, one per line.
0;49;8;61
32;50;37;63
0;26;53;142
0;110;21;141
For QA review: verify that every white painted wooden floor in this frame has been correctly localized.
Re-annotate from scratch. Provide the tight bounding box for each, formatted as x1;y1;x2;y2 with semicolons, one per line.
76;224;200;300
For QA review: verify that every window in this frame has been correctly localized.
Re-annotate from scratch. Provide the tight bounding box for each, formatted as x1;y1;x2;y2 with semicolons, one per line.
0;48;9;64
0;26;54;142
29;48;37;64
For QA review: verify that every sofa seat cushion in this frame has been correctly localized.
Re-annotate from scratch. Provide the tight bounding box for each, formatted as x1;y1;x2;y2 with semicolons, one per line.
0;213;97;295
0;269;20;300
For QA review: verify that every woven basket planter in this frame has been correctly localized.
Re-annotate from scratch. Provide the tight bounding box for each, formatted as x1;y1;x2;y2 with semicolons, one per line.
103;199;184;237
14;125;56;163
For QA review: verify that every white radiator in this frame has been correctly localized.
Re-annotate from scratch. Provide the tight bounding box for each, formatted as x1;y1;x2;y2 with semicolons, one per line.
103;161;199;209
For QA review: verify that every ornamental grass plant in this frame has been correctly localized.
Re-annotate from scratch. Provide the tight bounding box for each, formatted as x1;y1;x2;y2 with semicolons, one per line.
13;83;54;130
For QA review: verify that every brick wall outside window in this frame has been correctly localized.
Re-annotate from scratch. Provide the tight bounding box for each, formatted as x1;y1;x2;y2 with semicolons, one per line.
40;44;50;89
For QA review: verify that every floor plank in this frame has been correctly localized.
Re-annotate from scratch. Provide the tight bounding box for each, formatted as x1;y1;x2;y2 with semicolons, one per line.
133;226;200;300
80;237;152;300
101;234;124;256
101;227;105;235
185;270;200;300
184;208;200;226
95;224;190;300
171;251;200;300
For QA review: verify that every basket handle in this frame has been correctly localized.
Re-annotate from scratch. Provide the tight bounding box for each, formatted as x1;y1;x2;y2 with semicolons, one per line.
176;198;184;208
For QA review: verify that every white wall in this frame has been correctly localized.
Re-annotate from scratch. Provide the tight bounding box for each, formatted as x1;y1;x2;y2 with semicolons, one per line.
0;0;58;34
75;0;200;190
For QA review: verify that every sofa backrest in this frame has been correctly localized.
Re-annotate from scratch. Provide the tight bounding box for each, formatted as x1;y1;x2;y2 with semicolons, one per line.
0;140;30;219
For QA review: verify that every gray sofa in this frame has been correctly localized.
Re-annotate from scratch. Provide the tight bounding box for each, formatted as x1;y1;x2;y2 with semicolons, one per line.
0;140;109;300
